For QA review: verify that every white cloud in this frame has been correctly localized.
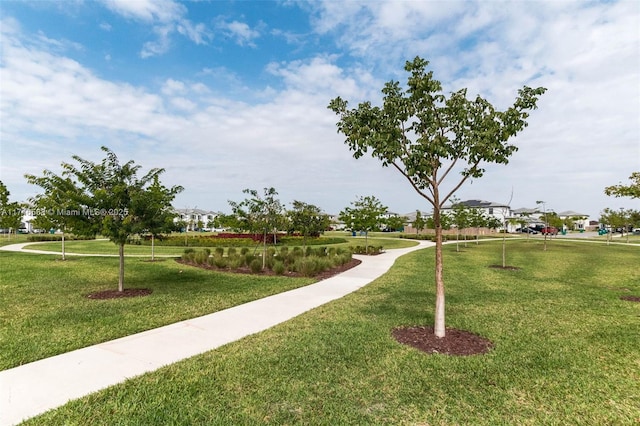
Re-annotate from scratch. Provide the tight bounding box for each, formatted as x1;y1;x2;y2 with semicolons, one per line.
217;20;261;47
99;0;211;57
100;0;185;24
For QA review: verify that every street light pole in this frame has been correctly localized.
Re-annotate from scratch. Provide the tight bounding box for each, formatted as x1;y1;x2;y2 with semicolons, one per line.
536;200;548;251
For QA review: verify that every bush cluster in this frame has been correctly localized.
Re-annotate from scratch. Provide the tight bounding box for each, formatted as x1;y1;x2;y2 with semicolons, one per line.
180;246;353;277
349;245;384;255
132;233;346;248
27;234;95;242
398;234;455;241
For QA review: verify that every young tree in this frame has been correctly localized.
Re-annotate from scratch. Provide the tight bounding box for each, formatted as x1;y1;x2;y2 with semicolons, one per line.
412;210;426;235
25;175;82;260
449;201;470;252
0;181;23;239
604;172;640;199
385;215;407;232
600;208;627;245
228;187;284;269
134;175;184;261
25;147;182;292
468;208;488;244
329;57;545;337
287;201;329;254
339;195;388;254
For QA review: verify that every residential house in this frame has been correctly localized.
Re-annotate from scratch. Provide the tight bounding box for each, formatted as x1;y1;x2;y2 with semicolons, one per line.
173;208;218;231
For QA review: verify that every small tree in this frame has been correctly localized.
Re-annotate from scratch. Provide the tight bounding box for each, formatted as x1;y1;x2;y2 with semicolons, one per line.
287;201;329;254
412;210;426;235
25;147;182;292
385;215;407;232
449;200;470;252
468;208;488;245
339;195;388;254
0;181;23;239
600;208;626;245
25;175;82;260
135;176;184;261
229;187;284;269
329;57;545;337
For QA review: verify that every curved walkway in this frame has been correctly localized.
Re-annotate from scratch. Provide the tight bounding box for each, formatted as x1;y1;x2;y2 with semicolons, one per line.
0;240;433;426
0;242;178;257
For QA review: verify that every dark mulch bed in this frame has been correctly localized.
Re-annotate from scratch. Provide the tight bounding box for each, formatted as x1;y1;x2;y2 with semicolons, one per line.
392;326;494;356
489;264;521;271
176;258;362;280
88;258;363;300
87;288;153;300
620;295;640;302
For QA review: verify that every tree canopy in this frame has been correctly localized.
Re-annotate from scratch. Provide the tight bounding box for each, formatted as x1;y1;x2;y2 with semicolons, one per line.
604;172;640;199
0;181;23;235
329;56;545;337
25;146;183;291
339;195;387;254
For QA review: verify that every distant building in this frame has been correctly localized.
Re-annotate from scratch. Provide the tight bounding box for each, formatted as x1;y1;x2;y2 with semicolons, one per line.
173;208;219;231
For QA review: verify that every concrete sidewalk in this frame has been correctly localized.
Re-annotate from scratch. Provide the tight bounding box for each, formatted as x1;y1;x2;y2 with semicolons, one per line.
0;240;432;425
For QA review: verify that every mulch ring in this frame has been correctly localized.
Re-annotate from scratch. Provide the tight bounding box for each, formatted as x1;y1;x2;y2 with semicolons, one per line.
392;326;494;356
488;264;521;271
87;288;153;300
176;258;362;280
620;295;640;302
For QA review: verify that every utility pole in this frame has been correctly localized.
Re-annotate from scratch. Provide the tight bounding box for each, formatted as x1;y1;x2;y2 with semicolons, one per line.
536;200;548;251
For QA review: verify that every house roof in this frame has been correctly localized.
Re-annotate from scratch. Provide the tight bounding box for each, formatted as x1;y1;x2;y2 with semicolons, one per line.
557;210;589;218
445;199;510;209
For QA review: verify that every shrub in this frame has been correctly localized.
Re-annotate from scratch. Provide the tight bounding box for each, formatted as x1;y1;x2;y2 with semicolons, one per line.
213;256;228;268
227;247;237;256
350;245;384;255
240;247;249;255
181;248;196;262
273;261;286;275
194;250;209;265
249;258;263;273
214;247;224;256
244;253;256;267
228;255;244;269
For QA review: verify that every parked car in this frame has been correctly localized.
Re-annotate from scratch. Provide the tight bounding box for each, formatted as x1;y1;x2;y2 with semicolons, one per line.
541;227;558;235
516;227;538;234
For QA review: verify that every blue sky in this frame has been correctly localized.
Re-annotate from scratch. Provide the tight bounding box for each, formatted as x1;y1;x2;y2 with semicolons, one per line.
1;0;638;219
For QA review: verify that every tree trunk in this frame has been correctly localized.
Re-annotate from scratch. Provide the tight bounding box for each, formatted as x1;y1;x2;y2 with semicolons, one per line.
502;231;507;268
61;231;66;261
262;229;267;269
365;230;369;254
434;213;446;338
118;243;125;292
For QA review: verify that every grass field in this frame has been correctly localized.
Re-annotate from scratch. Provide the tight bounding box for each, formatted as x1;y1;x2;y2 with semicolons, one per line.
0;252;318;370
5;239;638;424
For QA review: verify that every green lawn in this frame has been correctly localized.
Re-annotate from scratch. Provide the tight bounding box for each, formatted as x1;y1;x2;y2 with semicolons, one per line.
10;240;639;425
0;252;317;370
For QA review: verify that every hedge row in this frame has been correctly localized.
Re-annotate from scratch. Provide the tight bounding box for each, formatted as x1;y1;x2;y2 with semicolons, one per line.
349;245;384;255
131;234;346;247
180;246;353;277
27;235;95;242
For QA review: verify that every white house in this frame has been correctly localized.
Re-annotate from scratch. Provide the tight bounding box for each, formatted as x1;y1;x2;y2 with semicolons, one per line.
442;199;512;230
173;208;218;231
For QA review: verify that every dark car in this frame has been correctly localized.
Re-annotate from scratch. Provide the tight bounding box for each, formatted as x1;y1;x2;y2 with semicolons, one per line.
517;227;538;234
541;227;558;235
